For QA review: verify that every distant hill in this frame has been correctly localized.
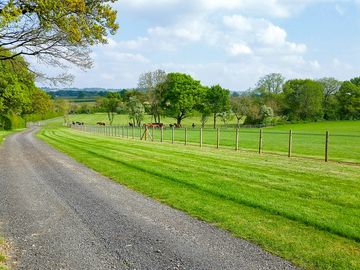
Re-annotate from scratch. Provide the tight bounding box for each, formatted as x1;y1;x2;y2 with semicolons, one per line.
41;87;122;93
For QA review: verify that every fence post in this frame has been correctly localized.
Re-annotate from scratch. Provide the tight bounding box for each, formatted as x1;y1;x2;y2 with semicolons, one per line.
172;126;175;144
139;126;142;140
127;126;129;138
185;128;188;145
200;128;203;148
132;126;135;139
216;128;220;149
152;126;155;142
288;129;293;158
160;126;163;142
325;131;329;162
235;128;239;151
259;129;263;154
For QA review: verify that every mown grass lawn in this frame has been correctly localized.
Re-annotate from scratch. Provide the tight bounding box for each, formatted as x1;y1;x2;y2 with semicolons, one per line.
38;127;360;270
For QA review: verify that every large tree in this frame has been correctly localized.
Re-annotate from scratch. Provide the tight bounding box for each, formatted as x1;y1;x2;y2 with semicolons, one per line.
97;92;121;125
160;73;203;126
282;79;324;121
205;85;231;129
230;95;252;128
336;81;360;120
138;69;166;123
0;0;118;82
255;73;285;95
317;77;342;120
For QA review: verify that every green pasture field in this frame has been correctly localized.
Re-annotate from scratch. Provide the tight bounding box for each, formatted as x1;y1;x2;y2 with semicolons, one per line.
37;127;360;270
62;115;360;163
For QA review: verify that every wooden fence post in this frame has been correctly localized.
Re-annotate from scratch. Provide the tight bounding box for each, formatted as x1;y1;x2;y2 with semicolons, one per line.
127;126;129;138
325;131;329;162
139;126;142;140
217;128;220;149
132;126;135;139
160;126;163;142
172;126;175;144
288;129;293;158
259;129;263;154
185;128;188;145
152;126;155;142
235;128;239;151
200;128;203;148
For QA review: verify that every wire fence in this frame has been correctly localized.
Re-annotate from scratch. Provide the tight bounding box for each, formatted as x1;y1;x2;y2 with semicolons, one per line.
71;124;360;164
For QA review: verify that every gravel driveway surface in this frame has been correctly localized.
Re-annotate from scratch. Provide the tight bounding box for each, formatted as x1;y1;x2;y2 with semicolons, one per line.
0;128;298;270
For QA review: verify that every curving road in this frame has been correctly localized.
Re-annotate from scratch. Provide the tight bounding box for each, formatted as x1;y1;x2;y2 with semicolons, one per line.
0;128;298;270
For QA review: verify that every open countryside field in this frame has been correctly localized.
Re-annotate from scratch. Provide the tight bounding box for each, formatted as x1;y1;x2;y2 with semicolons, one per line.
58;114;360;163
37;127;360;270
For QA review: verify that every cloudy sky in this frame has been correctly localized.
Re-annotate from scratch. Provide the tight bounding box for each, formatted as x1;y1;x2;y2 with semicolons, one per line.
38;0;360;91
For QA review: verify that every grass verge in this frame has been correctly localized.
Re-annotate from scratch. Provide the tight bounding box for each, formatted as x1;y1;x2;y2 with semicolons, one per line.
0;237;9;270
37;127;360;270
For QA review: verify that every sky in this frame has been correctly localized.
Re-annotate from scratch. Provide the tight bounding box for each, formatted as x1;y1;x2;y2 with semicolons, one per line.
36;0;360;92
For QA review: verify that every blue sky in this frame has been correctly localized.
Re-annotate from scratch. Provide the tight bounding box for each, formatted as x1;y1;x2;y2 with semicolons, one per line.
38;0;360;91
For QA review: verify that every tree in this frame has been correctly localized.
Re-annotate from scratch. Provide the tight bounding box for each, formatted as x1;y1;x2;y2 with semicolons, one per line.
0;0;118;81
282;79;324;121
27;88;53;118
127;96;145;127
97;92;121;125
317;77;342;120
336;81;360;120
138;69;166;123
256;73;285;95
350;77;360;87
230;96;252;127
204;85;230;129
259;105;274;124
160;73;203;126
218;111;234;127
53;99;70;124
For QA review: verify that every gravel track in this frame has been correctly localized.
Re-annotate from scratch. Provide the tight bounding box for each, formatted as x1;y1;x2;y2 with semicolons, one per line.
0;128;298;270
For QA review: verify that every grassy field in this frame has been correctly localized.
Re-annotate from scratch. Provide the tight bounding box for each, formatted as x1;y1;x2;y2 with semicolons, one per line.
64;115;360;163
38;127;360;270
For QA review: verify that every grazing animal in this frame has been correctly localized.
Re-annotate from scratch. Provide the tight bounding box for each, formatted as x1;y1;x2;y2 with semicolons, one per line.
192;123;196;128
97;122;106;126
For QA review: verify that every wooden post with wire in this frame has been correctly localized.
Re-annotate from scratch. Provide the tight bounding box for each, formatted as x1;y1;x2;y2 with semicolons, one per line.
200;128;203;148
288;129;293;158
160;126;163;142
235;128;239;151
216;128;220;149
185;128;188;145
259;129;263;154
325;131;329;162
171;126;175;144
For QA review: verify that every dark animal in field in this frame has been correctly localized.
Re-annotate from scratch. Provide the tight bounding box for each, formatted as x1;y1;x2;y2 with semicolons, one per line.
129;122;134;127
192;123;196;128
169;124;174;128
97;122;106;126
72;121;75;125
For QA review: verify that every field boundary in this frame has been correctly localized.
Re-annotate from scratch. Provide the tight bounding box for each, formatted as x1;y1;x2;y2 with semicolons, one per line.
69;124;360;165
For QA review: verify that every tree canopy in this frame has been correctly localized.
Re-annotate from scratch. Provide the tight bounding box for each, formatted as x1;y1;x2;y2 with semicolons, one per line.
160;73;203;125
0;0;118;82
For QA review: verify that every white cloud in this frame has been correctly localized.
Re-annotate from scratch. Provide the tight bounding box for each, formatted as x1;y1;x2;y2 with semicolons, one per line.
227;42;253;56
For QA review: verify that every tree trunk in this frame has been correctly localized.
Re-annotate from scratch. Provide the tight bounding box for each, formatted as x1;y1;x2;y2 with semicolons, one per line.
177;117;182;126
237;118;240;128
213;113;217;129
